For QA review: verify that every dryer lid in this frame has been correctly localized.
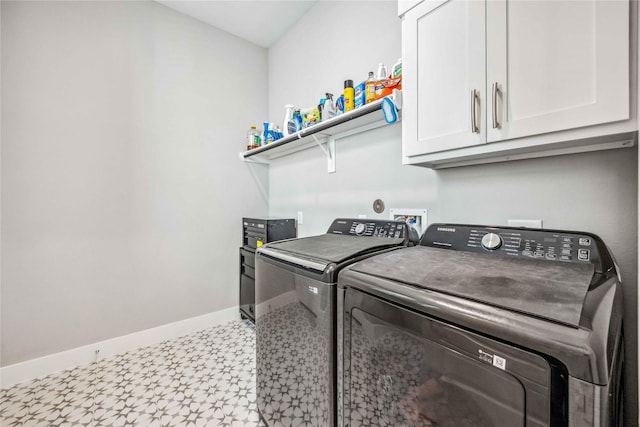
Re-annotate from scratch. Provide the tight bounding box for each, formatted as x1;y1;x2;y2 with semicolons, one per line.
348;246;595;327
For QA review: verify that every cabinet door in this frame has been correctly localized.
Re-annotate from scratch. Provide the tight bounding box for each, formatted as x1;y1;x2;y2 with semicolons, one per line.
486;0;629;143
402;0;486;156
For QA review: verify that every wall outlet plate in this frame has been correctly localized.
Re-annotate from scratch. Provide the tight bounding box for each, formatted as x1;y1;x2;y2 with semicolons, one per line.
390;208;428;237
507;219;543;228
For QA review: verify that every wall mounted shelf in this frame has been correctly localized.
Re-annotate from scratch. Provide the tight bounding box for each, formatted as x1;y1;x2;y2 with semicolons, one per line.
240;93;401;173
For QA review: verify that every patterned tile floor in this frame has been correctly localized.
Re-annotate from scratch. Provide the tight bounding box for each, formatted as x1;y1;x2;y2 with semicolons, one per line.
1;320;263;427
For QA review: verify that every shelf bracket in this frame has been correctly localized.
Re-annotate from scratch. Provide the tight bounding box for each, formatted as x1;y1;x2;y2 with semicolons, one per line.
238;152;269;164
311;134;336;174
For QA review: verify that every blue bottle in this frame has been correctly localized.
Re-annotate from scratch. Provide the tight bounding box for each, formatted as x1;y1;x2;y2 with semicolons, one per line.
262;122;269;146
287;109;303;134
335;95;344;115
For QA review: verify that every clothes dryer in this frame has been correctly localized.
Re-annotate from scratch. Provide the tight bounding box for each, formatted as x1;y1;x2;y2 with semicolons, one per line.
338;224;624;426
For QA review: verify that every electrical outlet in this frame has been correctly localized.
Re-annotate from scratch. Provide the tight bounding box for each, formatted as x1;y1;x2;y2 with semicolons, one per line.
508;219;543;228
297;211;303;225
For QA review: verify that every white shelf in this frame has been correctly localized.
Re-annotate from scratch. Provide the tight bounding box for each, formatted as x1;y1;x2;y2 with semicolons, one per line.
240;95;400;171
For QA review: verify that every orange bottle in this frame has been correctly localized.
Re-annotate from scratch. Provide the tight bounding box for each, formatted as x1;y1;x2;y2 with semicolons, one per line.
365;72;376;104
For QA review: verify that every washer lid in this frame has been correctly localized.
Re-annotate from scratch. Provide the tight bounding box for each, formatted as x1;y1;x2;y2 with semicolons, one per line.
348;246;595;327
264;234;406;264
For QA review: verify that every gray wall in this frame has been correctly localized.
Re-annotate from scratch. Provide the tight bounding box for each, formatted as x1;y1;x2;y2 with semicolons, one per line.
268;1;638;423
1;1;269;366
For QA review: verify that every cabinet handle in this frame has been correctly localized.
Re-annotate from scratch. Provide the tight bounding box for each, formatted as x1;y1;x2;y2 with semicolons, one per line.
492;82;501;129
471;89;479;133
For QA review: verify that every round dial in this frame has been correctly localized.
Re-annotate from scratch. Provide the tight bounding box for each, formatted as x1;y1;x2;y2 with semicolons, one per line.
481;232;502;250
354;223;366;236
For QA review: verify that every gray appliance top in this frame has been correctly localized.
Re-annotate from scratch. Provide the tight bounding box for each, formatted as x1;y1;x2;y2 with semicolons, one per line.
259;218;409;269
348;245;595;327
265;233;406;264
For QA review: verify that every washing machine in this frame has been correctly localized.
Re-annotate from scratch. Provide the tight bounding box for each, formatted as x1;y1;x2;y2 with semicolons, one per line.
338;223;624;427
255;218;414;426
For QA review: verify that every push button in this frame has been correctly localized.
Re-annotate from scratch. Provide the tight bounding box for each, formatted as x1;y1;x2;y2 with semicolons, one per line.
578;249;590;261
579;237;592;246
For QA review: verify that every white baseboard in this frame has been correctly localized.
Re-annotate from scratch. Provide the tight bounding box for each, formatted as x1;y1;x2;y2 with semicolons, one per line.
1;306;241;389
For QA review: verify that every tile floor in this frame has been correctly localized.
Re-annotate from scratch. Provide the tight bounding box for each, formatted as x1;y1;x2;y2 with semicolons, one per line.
0;319;261;427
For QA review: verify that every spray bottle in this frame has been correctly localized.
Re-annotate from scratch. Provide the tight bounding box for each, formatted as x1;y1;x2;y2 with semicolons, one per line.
283;104;294;137
322;93;336;121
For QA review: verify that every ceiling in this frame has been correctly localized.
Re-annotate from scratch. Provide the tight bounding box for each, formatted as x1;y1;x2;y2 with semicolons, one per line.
156;0;318;48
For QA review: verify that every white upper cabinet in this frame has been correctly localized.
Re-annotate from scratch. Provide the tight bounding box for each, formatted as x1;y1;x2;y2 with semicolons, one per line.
401;0;636;168
402;0;486;156
486;0;629;142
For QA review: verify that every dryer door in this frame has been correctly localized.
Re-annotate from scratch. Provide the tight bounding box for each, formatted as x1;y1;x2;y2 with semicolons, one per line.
340;287;554;427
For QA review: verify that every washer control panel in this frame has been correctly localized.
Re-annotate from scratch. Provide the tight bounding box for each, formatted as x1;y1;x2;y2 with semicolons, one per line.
328;218;407;239
422;224;606;271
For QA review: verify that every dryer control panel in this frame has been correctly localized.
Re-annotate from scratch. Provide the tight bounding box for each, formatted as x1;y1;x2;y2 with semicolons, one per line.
329;218;407;239
422;224;612;273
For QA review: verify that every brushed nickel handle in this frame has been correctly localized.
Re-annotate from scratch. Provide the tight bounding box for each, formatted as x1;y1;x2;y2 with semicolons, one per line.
492;82;501;129
471;89;479;133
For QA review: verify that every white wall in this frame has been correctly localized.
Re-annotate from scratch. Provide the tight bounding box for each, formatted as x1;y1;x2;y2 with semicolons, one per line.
268;1;638;423
1;1;269;366
2;0;638;420
268;1;402;140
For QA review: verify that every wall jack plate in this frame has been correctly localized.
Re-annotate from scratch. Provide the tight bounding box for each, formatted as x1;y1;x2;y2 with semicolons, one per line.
390;208;428;237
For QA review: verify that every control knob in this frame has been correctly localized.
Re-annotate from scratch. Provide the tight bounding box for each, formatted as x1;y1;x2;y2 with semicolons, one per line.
354;223;366;236
481;232;502;250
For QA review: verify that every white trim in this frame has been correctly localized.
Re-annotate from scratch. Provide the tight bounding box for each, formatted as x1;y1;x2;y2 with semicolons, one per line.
1;306;241;389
